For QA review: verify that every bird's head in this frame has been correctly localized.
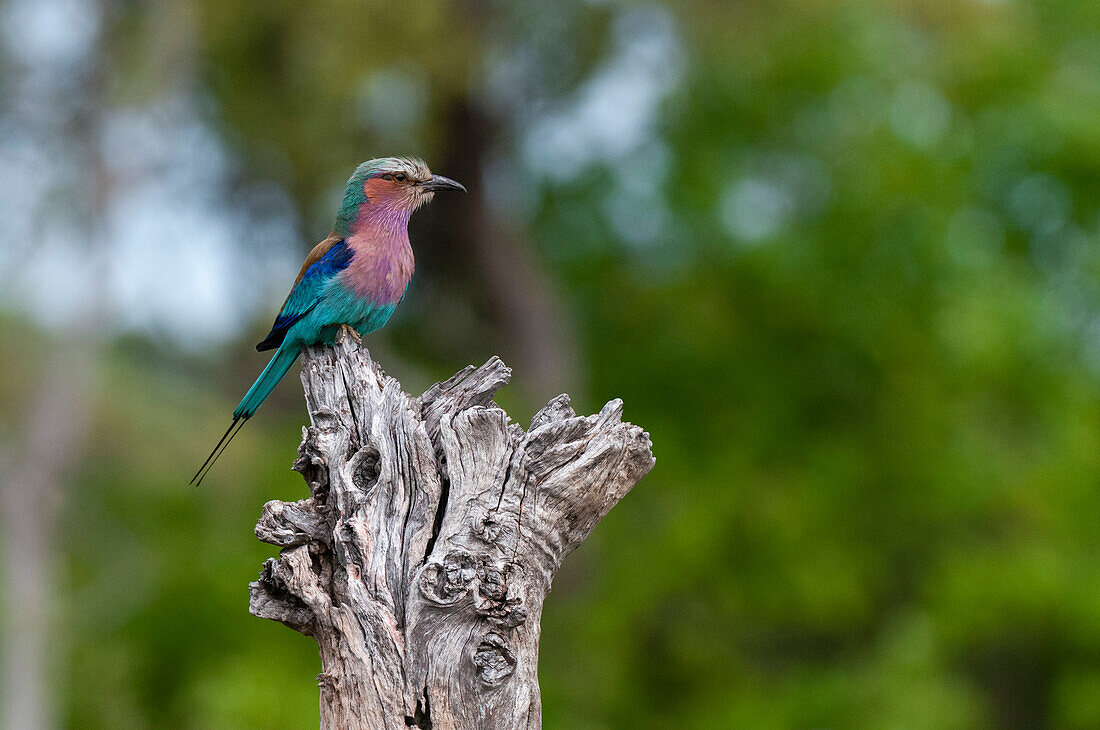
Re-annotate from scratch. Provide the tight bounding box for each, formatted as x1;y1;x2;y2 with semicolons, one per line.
334;156;465;235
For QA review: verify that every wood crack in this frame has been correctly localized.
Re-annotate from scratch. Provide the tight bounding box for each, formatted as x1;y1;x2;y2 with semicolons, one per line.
423;465;448;563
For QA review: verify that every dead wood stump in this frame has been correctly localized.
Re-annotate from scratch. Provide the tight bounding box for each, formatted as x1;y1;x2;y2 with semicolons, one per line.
249;338;654;729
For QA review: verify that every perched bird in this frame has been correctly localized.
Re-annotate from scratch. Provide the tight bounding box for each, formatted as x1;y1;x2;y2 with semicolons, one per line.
191;157;465;486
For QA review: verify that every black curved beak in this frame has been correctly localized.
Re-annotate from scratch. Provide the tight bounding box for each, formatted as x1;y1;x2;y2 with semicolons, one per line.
421;174;466;193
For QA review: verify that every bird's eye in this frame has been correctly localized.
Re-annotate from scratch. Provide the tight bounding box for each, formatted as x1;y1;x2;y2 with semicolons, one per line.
395;173;407;183
381;173;394;181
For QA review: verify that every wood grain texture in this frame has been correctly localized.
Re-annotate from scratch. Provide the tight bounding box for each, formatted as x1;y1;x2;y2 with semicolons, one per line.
249;337;654;729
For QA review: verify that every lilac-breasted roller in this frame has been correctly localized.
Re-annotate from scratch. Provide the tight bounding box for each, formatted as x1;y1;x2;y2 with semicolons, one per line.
191;157;465;485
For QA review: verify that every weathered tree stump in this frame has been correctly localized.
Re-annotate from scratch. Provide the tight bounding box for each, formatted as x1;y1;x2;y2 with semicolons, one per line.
249;337;654;729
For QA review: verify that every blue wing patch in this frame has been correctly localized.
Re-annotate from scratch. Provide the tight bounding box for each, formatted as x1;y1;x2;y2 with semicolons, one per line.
303;240;353;278
256;240;353;351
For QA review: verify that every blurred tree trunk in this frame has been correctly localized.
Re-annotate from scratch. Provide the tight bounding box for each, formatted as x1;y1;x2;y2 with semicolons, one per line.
1;346;97;729
421;99;581;404
0;1;118;723
249;338;652;729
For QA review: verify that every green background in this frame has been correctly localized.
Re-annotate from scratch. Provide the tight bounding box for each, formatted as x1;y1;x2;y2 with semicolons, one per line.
3;0;1100;727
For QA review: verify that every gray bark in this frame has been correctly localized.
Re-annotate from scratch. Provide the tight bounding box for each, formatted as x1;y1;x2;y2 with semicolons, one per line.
249;337;654;729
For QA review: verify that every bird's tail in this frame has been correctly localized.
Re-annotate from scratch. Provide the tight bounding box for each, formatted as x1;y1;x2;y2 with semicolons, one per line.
233;343;301;420
190;344;300;486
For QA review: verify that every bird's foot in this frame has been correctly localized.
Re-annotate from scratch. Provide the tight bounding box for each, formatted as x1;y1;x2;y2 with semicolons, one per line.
335;324;362;345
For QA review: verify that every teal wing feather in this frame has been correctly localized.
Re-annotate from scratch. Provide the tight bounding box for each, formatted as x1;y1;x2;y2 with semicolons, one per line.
256;237;352;351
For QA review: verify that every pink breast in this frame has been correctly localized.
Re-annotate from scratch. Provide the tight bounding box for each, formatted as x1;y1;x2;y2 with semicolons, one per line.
343;229;415;306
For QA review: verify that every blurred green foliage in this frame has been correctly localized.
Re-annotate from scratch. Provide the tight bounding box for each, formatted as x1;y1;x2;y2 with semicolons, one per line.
5;0;1100;727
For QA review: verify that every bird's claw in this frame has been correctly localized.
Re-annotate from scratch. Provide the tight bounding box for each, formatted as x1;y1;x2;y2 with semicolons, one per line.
336;324;362;345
